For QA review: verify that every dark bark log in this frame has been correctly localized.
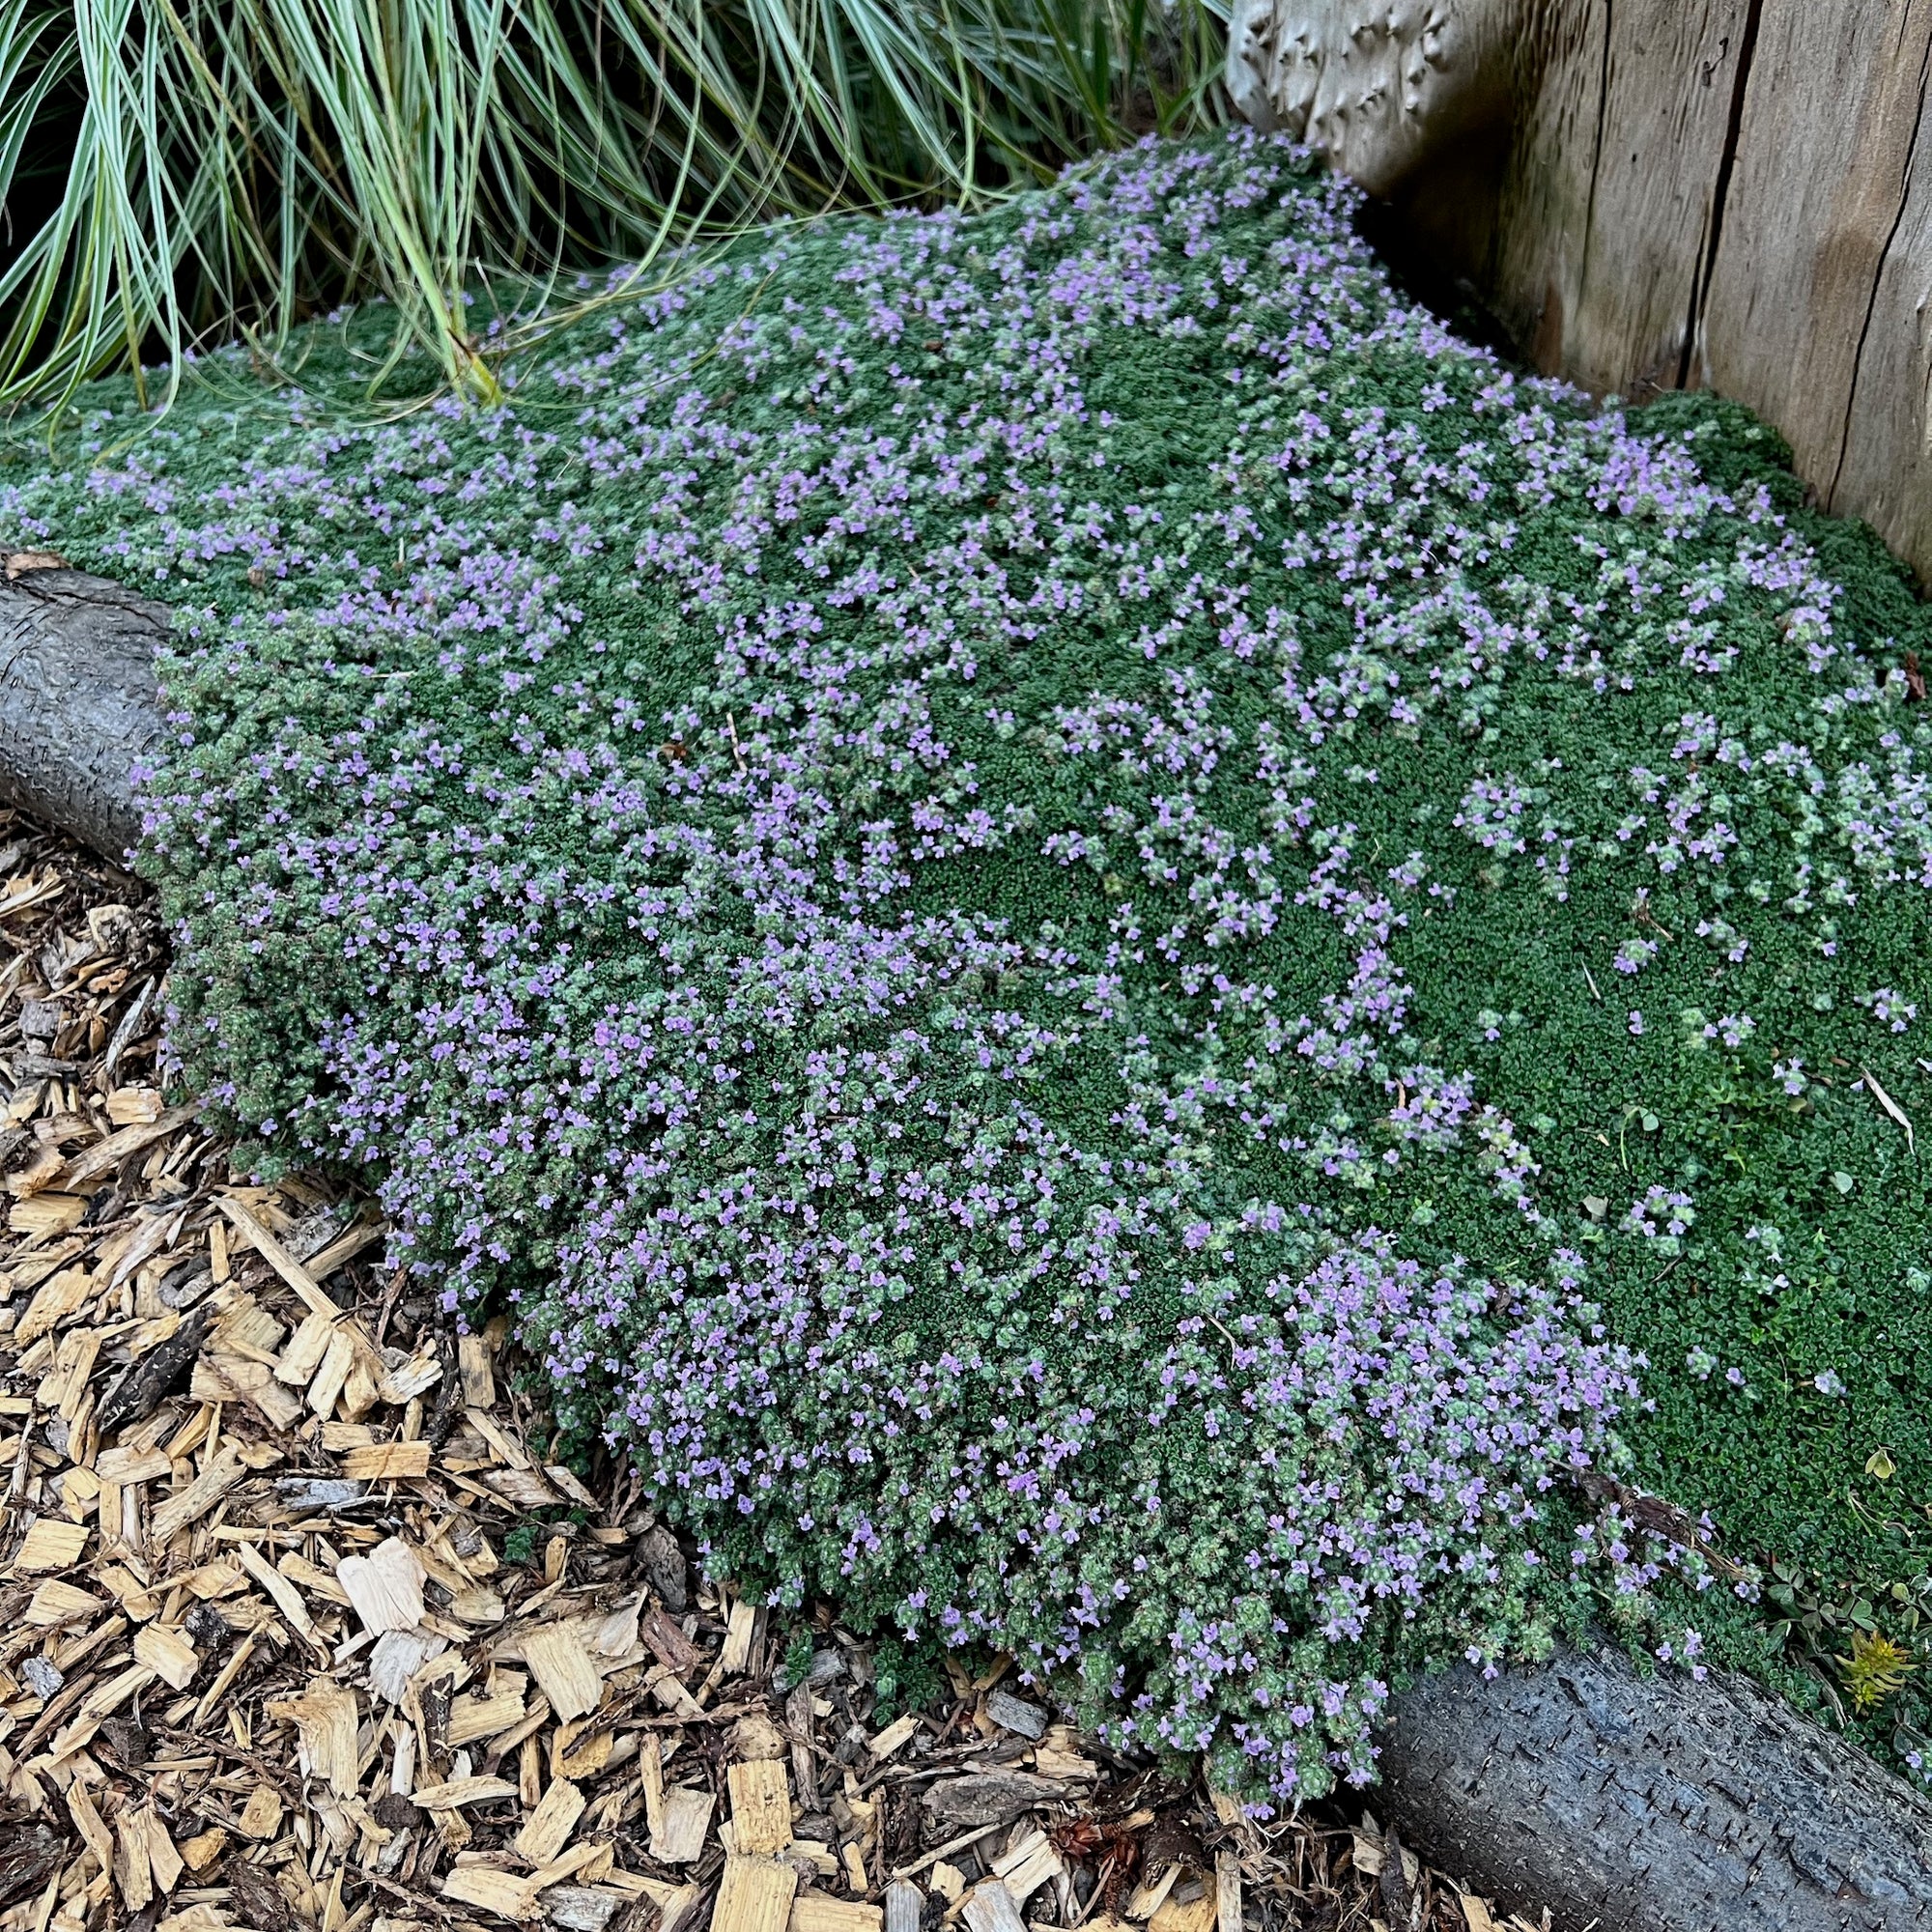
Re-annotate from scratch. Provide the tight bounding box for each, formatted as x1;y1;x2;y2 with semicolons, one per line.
0;566;168;862
9;577;1932;1928
1379;1641;1932;1930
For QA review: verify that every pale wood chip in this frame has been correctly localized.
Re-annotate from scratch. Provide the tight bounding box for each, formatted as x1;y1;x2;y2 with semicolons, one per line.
95;1444;172;1485
14;1266;92;1346
139;1806;185;1893
726;1757;792;1857
441;1869;540;1920
10;1516;88;1573
712;1856;798;1932
458;1334;496;1407
274;1311;338;1386
66;1780;115;1870
190;1350;306;1431
867;1713;920;1762
306;1328;355;1419
1457;1892;1498;1932
278;1548;352;1606
377;1343;441;1405
719;1596;758;1675
65;1105;202;1189
337;1535;426;1635
341;1440;431;1482
648;1786;716;1865
215;1196;340;1321
524;1623;602;1722
115;1804;154;1911
988;1833;1062;1907
544;1463;599;1508
268;1678;360;1799
370;1628;448;1705
25;1578;101;1625
960;1884;1026;1932
465;1406;530;1471
1213;1850;1239;1932
1149;1888;1216;1932
237;1785;285;1840
448;1686;527;1746
883;1882;923;1932
409;1774;519;1810
514;1776;585;1864
132;1622;199;1690
793;1901;885;1932
235;1537;320;1646
149;1448;244;1545
8;1196;87;1240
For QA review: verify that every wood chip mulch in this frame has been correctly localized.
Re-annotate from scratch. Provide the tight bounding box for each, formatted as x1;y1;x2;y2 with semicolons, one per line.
0;808;1546;1932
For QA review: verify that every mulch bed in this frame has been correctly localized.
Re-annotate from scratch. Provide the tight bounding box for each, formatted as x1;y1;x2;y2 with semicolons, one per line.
0;808;1539;1932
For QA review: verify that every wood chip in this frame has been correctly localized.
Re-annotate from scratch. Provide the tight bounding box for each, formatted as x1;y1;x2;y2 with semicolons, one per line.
149;1446;244;1545
714;1855;798;1932
14;1265;92;1345
337;1534;426;1634
883;1883;923;1932
1214;1851;1240;1932
727;1756;793;1856
984;1690;1046;1740
867;1713;921;1761
514;1776;586;1863
237;1785;285;1840
640;1605;700;1674
269;1678;360;1799
441;1868;541;1920
448;1685;526;1744
793;1902;884;1932
24;1577;101;1624
139;1806;185;1894
410;1774;520;1810
524;1622;603;1722
236;1537;321;1646
717;1595;759;1675
10;1516;87;1573
960;1882;1027;1932
132;1621;199;1690
341;1439;431;1481
649;1786;716;1865
459;1333;497;1406
1458;1893;1498;1932
67;1780;114;1870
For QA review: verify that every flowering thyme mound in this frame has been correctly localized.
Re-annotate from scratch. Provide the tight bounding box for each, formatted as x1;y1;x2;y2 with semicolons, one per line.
11;132;1932;1795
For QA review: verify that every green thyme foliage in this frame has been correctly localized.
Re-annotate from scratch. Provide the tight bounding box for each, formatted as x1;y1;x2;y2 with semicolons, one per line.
3;134;1932;1787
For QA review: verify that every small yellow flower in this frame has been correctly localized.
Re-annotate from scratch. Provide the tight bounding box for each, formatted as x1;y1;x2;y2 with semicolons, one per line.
1838;1630;1917;1714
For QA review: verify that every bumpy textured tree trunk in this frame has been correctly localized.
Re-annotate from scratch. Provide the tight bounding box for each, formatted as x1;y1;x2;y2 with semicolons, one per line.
9;574;1932;1928
1227;0;1932;586
0;566;166;861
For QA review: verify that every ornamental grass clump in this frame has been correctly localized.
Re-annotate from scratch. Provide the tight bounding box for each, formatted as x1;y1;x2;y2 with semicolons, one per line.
8;129;1932;1798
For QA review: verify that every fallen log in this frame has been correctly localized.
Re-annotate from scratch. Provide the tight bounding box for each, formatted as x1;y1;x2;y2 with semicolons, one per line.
0;564;167;862
1381;1641;1932;1931
7;568;1932;1930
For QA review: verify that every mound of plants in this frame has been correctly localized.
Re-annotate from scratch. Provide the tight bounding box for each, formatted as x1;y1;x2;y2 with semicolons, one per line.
7;130;1932;1804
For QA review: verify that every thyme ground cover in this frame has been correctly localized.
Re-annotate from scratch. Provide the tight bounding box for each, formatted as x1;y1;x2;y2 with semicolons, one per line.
8;131;1932;1801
